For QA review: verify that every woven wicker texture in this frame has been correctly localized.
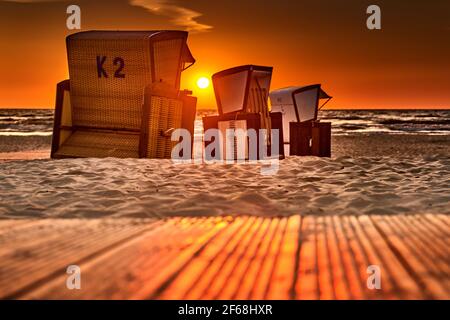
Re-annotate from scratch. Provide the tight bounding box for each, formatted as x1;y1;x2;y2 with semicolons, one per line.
55;130;140;158
218;119;248;160
248;79;271;134
247;76;272;146
153;39;183;88
67;34;184;130
146;95;183;159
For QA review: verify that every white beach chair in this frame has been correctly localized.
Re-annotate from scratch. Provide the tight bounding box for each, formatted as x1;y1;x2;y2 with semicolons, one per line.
270;85;332;157
269;85;331;144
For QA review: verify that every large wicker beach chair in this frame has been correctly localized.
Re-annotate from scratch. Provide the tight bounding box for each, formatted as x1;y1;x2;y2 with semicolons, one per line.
51;30;197;159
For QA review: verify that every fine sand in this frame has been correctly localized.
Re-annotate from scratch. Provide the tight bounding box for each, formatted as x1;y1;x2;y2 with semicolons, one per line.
0;136;51;153
0;134;449;219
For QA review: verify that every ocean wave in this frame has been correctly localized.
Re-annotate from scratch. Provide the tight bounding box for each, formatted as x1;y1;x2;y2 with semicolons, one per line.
0;131;53;136
379;119;450;125
0;109;449;138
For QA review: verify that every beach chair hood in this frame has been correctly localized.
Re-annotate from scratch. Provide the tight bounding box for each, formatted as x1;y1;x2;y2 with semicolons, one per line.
270;84;332;122
212;65;273;115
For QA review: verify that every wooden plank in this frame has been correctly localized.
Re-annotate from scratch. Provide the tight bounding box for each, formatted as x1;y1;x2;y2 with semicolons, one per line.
391;215;450;285
231;218;280;300
334;215;368;299
337;216;385;299
325;216;352;299
425;214;450;230
330;216;365;299
157;216;256;299
178;216;256;299
219;218;273;299
370;215;448;299
130;217;230;299
316;216;335;299
0;218;162;299
21;217;230;299
295;216;319;299
0;215;446;300
420;214;450;242
0;219;162;262
0;218;155;257
20;217;189;299
129;218;215;285
0;219;64;248
201;217;266;299
247;217;288;299
0;220;35;232
356;216;423;299
89;217;213;299
265;215;301;299
408;215;449;257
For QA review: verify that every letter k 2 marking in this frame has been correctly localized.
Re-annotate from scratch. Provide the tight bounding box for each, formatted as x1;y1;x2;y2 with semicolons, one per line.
96;56;108;78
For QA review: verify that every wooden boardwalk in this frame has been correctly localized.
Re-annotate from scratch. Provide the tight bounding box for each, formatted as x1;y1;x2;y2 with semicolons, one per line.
0;214;448;300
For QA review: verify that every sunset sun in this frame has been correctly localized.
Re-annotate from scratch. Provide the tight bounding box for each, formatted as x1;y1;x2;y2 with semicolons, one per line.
196;77;210;89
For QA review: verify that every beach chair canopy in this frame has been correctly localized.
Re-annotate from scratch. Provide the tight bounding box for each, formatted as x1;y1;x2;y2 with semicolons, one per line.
212;65;273;115
269;85;331;143
67;30;195;131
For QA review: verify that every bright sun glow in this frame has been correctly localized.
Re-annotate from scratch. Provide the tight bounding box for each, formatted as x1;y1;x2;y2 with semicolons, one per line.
197;77;210;89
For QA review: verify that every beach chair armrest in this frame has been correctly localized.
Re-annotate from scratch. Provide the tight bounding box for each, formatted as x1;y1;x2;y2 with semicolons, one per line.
51;80;71;158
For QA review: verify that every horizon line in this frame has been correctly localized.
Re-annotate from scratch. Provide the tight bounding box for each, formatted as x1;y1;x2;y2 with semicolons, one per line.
1;106;450;111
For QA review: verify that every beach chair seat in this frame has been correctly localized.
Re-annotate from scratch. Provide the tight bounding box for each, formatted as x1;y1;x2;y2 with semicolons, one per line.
54;130;140;159
52;81;195;159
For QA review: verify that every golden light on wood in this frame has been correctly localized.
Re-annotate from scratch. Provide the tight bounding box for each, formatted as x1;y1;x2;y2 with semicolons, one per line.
197;77;210;89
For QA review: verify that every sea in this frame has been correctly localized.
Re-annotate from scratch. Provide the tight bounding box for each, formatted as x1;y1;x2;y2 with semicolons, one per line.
0;109;449;137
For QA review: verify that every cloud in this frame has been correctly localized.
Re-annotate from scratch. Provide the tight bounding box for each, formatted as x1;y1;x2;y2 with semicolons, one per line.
3;0;213;33
130;0;212;33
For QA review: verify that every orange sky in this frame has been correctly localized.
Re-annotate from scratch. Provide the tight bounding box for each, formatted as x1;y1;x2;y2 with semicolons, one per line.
0;0;449;109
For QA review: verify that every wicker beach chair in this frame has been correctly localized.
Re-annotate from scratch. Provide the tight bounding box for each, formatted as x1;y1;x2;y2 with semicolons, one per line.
269;85;331;143
203;65;284;160
51;30;196;159
269;85;332;156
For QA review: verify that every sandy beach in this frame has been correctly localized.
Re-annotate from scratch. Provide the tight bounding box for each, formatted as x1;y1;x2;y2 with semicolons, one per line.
1;134;448;219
